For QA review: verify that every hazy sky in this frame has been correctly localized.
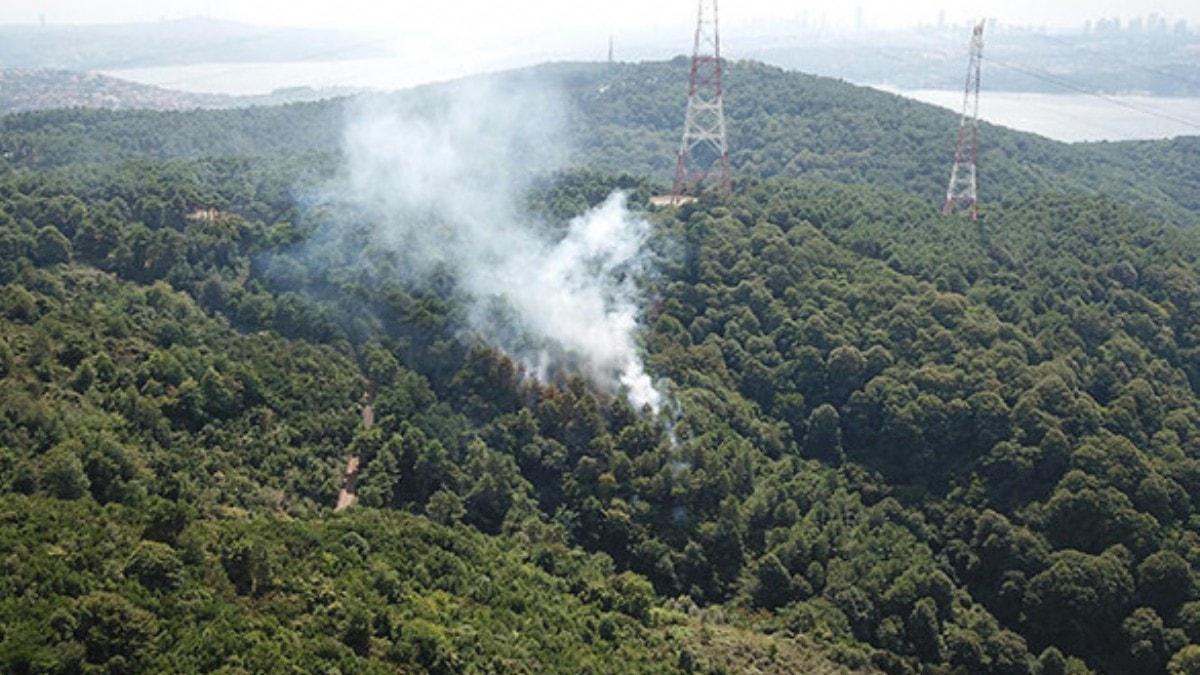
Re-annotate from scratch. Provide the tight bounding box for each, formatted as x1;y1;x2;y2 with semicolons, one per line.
2;0;1199;35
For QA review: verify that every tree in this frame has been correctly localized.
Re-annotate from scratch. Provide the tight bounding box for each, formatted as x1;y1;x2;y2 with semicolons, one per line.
463;442;529;534
362;341;401;386
1138;551;1192;616
1170;645;1200;675
343;609;372;656
40;442;89;500
0;338;10;377
750;553;793;609
827;345;866;401
143;497;191;544
968;390;1012;452
426;489;465;526
390;618;459;675
1024;550;1133;656
803;404;844;464
81;434;139;504
222;537;271;596
199;366;238;419
1123;607;1168;673
1042;474;1156;554
33;226;71;265
1;285;38;322
987;630;1037;675
907;597;945;663
1180;602;1200;643
73;592;156;670
124;541;183;591
450;347;521;421
1038;646;1067;675
611;571;656;623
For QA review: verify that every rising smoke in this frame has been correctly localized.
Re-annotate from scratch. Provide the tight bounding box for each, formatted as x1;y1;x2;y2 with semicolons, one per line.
334;80;663;411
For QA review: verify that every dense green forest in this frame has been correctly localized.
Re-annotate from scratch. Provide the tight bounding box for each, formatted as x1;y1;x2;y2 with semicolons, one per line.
2;59;1200;673
3;60;1199;222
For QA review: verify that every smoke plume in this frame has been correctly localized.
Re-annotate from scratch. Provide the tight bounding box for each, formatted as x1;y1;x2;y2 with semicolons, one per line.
335;80;663;411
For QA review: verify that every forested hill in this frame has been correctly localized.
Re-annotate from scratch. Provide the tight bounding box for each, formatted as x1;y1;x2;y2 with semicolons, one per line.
4;57;1200;674
2;59;1197;223
0;18;386;70
0;68;351;114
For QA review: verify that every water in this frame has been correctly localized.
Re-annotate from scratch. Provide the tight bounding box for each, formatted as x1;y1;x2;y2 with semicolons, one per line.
871;85;1200;142
102;58;1200;143
102;55;545;97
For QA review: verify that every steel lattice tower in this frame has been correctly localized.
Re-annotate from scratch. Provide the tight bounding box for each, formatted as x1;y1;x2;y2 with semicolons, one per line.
672;0;731;200
943;19;985;220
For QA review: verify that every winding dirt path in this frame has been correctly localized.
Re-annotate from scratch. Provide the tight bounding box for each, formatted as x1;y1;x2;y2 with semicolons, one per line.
335;380;375;512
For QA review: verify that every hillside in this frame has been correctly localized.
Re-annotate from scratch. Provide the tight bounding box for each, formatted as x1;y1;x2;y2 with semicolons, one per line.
0;262;858;673
0;18;386;70
0;491;857;673
2;59;1200;674
2;60;1197;223
0;68;353;114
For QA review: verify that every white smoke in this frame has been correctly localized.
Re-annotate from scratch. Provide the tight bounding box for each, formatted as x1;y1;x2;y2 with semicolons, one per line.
336;81;663;411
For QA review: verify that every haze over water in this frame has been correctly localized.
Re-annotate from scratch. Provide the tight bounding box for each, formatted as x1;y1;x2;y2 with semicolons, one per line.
102;56;1200;143
874;85;1200;142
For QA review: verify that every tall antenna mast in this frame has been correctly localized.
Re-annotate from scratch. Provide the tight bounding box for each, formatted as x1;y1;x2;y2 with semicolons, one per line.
943;19;985;220
672;0;731;200
608;35;614;64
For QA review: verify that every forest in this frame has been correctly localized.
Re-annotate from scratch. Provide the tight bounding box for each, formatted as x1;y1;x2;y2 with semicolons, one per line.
2;58;1200;674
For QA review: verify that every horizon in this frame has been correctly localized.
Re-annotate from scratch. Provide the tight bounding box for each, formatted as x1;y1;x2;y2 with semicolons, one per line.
1;5;1198;145
2;1;1198;34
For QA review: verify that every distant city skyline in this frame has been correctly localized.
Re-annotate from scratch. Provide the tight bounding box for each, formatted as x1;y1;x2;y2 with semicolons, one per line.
1;1;1198;35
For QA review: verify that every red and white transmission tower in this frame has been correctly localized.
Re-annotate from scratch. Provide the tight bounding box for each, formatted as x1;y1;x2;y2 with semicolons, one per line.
943;19;985;220
671;0;731;200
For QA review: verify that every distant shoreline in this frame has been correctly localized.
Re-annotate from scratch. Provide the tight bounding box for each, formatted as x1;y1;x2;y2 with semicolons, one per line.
98;56;1200;143
869;83;1200;142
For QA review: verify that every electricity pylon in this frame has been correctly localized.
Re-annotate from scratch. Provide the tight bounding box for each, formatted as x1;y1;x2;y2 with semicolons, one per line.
943;19;985;220
671;0;731;201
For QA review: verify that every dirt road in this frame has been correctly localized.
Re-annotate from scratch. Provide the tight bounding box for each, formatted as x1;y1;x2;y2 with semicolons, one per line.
334;381;375;512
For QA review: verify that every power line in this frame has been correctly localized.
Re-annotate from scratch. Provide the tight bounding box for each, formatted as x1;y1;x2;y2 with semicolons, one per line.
856;45;1137;140
982;55;1200;133
1023;30;1200;91
831;31;1200;137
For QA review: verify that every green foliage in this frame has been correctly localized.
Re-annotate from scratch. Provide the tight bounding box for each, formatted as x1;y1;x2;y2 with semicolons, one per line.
1138;551;1194;615
2;58;1200;674
1024;549;1134;658
39;441;89;500
1171;645;1200;675
124;540;183;591
804;403;844;464
0;495;838;673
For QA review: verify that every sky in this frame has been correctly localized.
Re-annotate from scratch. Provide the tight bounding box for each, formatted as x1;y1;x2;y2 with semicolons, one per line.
2;0;1199;35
